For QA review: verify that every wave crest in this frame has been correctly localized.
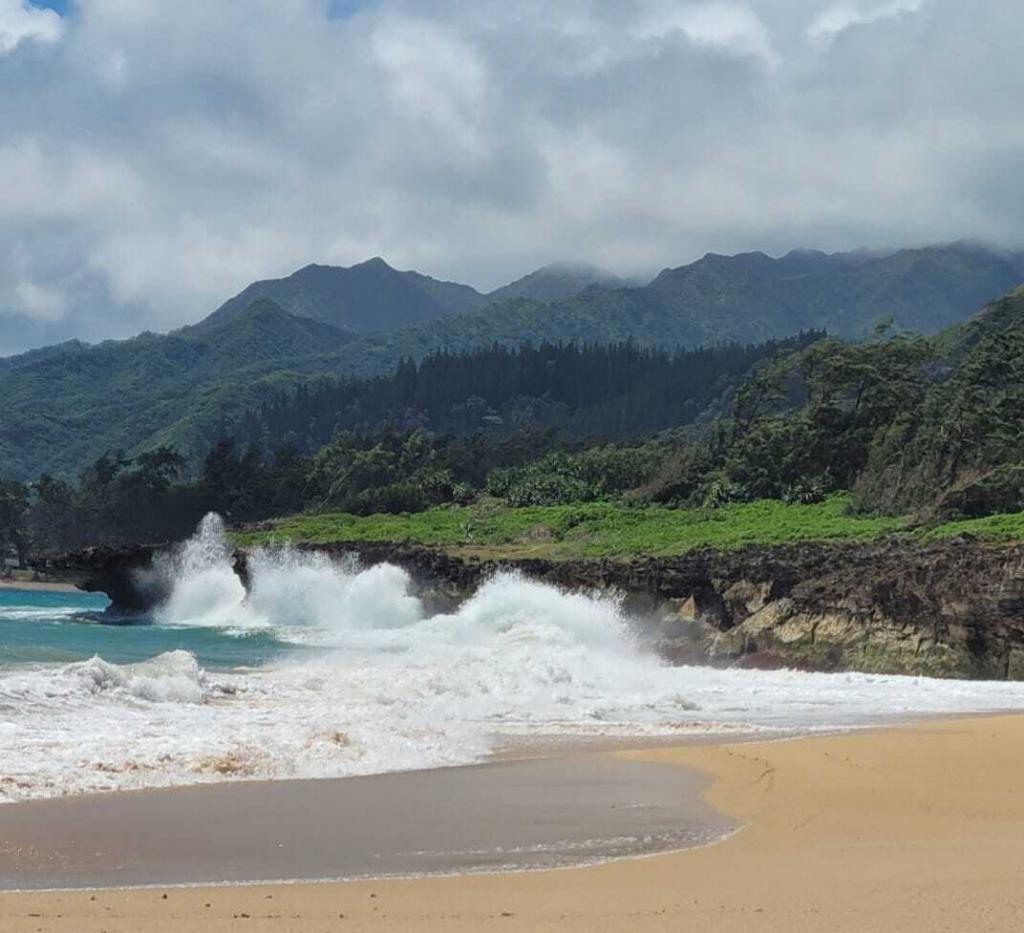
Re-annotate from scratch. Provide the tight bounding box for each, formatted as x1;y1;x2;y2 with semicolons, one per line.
68;650;208;704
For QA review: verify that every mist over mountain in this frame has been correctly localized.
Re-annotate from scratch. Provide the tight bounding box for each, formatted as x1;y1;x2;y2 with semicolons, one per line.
2;242;1022;480
485;263;630;305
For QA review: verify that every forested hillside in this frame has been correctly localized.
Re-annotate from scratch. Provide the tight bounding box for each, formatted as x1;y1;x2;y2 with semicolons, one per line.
1;242;1021;480
223;336;819;455
5;288;1024;558
644;243;1024;340
0;301;353;480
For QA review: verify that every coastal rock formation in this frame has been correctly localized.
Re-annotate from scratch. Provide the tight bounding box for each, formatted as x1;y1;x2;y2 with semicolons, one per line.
36;538;1024;679
31;544;167;615
243;539;1024;679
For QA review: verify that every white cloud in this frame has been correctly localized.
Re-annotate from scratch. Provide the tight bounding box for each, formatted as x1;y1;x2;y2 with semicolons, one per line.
0;0;1022;354
0;0;63;55
808;0;926;43
635;2;779;69
13;280;67;321
371;17;488;156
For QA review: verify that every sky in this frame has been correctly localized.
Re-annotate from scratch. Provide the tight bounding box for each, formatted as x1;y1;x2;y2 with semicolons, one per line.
0;0;1022;354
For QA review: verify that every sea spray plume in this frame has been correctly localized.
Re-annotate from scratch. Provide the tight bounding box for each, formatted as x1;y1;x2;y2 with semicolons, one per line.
153;513;251;628
246;549;423;632
155;514;648;648
152;513;427;632
426;571;635;654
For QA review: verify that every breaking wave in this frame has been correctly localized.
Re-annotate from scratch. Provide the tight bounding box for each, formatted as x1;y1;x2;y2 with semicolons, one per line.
6;513;1024;801
68;651;208;704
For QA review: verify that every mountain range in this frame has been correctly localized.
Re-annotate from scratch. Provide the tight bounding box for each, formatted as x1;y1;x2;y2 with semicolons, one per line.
2;242;1023;480
200;258;625;334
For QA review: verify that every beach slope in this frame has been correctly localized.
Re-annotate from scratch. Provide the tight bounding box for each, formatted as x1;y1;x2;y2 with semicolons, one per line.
3;715;1024;931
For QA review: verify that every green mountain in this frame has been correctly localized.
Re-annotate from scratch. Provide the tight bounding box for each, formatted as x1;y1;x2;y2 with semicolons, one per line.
485;262;627;304
2;243;1022;481
338;244;1024;363
0;301;352;480
202;257;624;334
643;243;1024;341
202;257;489;333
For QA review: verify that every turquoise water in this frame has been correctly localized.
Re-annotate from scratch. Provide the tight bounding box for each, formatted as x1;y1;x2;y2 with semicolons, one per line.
0;587;292;670
8;516;1024;805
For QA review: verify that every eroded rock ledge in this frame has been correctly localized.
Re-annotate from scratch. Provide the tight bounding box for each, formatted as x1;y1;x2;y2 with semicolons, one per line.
35;538;1024;680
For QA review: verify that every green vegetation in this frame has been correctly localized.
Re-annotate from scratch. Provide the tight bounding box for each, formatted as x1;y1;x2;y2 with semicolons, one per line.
7;269;1024;561
230;496;908;559
234;496;1024;561
231;339;811;468
921;510;1024;544
2;243;1020;480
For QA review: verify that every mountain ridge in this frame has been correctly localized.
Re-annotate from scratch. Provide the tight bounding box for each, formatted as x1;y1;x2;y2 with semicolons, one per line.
198;256;625;336
485;261;629;304
2;242;1023;480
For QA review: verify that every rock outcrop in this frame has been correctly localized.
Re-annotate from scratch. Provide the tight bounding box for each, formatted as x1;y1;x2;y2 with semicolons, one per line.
31;544;167;615
297;539;1024;679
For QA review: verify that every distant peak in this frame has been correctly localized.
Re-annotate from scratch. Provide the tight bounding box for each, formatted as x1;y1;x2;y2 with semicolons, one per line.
784;248;828;260
294;257;397;276
487;261;623;304
356;256;394;272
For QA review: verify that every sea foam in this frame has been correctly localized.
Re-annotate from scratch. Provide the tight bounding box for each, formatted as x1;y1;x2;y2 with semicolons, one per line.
5;513;1024;802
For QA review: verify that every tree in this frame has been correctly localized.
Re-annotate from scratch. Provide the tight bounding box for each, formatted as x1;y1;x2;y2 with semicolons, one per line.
0;480;30;566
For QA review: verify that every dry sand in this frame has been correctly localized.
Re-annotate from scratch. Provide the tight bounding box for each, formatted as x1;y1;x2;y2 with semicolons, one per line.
3;714;1024;931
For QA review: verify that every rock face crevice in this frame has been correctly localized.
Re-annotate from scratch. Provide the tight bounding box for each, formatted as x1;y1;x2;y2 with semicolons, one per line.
34;538;1024;680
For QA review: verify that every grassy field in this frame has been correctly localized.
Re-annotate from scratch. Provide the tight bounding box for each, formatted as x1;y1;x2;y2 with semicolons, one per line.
231;496;916;559
920;509;1024;543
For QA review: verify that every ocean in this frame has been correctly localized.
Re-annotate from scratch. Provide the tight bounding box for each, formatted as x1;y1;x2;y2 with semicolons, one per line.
4;513;1024;804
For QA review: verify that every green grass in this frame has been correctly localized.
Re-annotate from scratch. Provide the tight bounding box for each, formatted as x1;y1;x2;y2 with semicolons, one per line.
921;510;1024;543
231;495;911;559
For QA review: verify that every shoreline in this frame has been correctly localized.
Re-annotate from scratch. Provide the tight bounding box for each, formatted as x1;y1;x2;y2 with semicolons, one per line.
4;713;1024;930
0;579;80;594
0;751;731;892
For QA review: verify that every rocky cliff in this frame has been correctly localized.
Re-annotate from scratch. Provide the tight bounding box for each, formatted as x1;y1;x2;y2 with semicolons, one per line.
36;538;1024;680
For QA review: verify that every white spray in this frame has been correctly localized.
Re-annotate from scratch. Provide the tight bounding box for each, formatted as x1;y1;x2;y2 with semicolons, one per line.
8;513;1024;802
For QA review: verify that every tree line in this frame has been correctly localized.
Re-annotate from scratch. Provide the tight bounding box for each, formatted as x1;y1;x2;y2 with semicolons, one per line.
4;302;1024;561
220;336;822;455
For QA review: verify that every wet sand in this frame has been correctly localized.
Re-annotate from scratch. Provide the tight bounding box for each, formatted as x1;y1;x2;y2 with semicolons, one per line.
0;580;79;594
3;715;1024;931
0;753;729;890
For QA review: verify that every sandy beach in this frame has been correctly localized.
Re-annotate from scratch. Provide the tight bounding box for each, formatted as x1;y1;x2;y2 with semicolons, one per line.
3;714;1024;931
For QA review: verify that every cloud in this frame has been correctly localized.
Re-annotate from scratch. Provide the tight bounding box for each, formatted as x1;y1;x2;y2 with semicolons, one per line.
633;2;779;69
0;0;63;55
13;281;66;321
0;0;1020;355
808;0;926;43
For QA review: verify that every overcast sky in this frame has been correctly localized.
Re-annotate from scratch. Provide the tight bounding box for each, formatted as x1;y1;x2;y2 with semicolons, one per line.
0;0;1021;354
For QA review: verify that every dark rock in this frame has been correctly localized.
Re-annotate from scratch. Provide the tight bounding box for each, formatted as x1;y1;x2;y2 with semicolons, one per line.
30;544;166;614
